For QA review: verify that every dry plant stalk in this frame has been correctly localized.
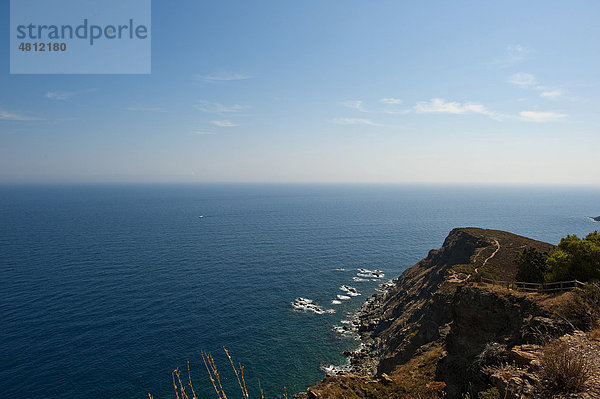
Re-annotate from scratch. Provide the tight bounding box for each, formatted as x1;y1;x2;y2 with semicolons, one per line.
187;361;198;399
540;340;588;393
224;347;249;399
164;348;289;399
258;378;265;399
202;349;228;399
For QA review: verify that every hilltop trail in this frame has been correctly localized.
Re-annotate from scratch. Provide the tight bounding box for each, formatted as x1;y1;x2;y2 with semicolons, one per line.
475;238;500;274
483;239;501;267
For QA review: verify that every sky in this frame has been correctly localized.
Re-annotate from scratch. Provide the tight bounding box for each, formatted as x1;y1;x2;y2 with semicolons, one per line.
1;0;599;184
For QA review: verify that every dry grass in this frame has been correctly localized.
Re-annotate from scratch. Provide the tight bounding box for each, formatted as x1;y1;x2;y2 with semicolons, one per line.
539;339;588;393
148;348;277;399
588;328;600;341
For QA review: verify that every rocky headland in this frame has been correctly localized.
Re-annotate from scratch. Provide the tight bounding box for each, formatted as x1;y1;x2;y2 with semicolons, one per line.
297;228;600;399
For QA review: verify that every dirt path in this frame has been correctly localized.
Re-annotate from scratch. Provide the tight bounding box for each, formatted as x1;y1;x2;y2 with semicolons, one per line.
482;239;500;267
450;239;501;283
475;239;500;274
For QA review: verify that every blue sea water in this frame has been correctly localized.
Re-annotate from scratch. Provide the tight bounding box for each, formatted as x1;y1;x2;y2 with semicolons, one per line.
1;183;599;399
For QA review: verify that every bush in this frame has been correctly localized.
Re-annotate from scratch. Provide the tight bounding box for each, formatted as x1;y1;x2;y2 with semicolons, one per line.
476;343;509;368
571;283;600;329
545;231;600;282
539;340;588;393
516;247;547;283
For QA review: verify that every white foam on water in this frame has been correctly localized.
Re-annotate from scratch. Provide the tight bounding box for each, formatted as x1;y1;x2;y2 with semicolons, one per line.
331;300;342;305
321;359;352;375
291;297;334;315
356;268;385;279
337;294;351;300
340;285;361;296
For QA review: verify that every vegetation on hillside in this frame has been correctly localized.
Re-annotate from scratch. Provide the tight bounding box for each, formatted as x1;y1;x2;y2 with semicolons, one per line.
515;247;548;283
517;231;600;283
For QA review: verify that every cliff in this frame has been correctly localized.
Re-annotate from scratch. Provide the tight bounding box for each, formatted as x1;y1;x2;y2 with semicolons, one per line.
298;228;600;399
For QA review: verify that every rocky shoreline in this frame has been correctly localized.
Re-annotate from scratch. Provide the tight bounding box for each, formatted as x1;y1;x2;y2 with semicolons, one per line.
324;280;397;376
297;227;600;398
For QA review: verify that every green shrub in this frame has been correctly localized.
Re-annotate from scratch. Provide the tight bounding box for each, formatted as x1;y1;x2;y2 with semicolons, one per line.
516;247;548;283
545;231;600;282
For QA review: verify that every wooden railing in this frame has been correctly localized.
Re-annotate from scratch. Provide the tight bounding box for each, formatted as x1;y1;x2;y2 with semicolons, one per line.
480;278;585;293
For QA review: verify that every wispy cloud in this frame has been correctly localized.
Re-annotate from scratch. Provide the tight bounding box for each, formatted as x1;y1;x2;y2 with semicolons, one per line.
211;120;238;127
343;98;406;114
508;72;538;88
45;88;97;101
45;91;76;101
508;73;577;101
538;89;566;100
330;117;378;126
519;111;567;122
343;100;367;112
194;101;248;113
489;44;530;68
0;109;41;121
194;73;252;82
414;98;502;120
379;98;403;105
125;106;168;112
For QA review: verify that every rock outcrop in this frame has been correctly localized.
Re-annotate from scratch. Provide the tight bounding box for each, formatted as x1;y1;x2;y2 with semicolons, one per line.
298;228;600;398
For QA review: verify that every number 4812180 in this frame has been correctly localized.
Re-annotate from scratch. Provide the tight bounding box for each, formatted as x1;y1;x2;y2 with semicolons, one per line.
18;42;67;52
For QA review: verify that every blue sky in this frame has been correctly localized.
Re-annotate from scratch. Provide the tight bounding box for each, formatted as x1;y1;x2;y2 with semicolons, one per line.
1;1;599;183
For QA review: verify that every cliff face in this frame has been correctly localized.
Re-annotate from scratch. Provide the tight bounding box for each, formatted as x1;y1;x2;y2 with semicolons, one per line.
299;228;599;398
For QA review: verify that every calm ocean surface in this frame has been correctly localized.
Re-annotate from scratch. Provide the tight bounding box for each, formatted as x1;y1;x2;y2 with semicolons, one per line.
1;184;599;398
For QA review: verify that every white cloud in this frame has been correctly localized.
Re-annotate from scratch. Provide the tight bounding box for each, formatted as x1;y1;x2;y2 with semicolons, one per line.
508;72;538;87
194;101;247;113
45;91;75;101
539;89;566;100
0;109;40;121
379;98;403;105
519;111;567;122
414;98;501;119
194;73;252;82
343;100;367;112
330;117;378;126
508;74;576;101
211;120;238;127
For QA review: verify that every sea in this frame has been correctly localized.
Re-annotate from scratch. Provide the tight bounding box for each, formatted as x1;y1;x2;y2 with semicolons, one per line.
1;183;599;399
